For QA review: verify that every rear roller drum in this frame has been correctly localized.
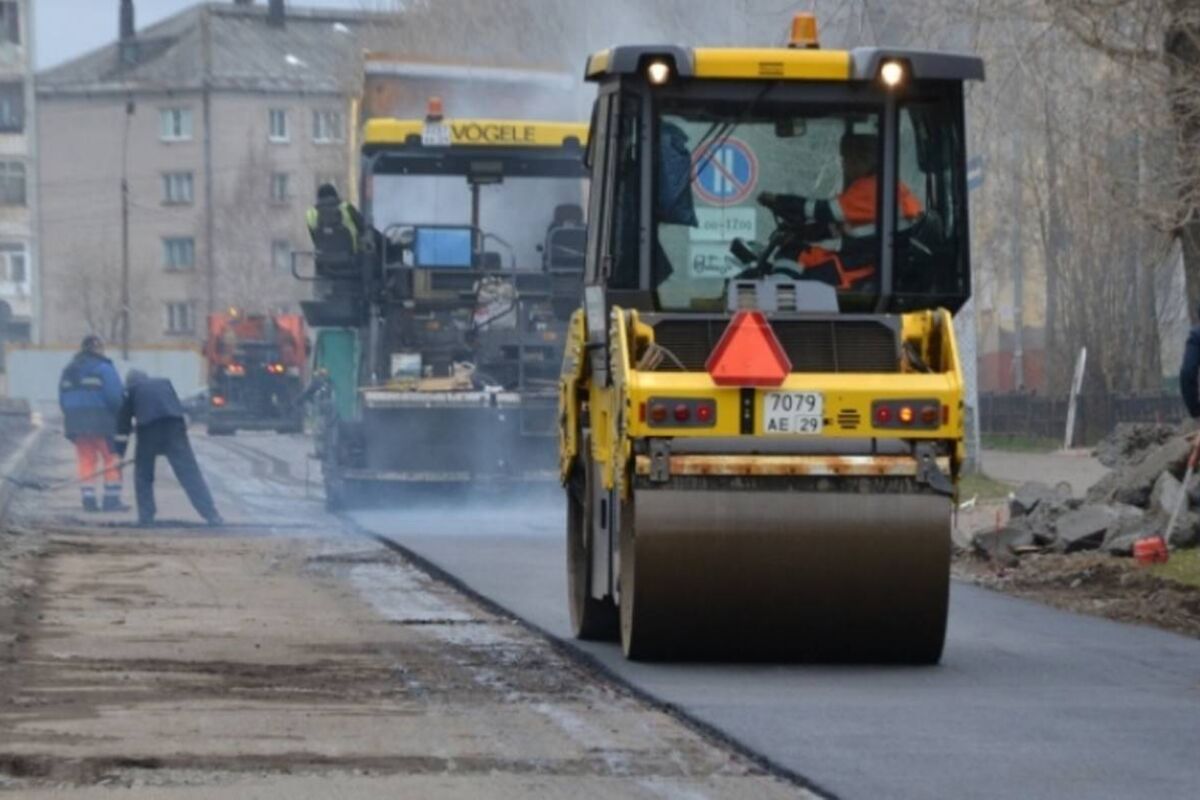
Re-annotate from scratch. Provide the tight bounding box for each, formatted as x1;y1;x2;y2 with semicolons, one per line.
619;485;951;663
566;442;618;640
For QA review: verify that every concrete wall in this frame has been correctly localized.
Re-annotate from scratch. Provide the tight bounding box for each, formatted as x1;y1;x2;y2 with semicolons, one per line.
4;346;204;403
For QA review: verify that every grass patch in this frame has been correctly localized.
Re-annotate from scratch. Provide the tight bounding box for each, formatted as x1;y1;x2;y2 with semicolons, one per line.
1151;547;1200;589
981;433;1062;453
959;472;1015;501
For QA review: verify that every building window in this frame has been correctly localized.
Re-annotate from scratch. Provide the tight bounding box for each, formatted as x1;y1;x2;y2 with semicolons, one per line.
272;239;292;273
268;108;288;142
0;242;26;289
0;160;24;205
312;109;344;143
0;3;19;46
163;237;195;271
164;302;196;335
160;108;193;141
162;172;194;205
270;172;290;204
0;82;23;133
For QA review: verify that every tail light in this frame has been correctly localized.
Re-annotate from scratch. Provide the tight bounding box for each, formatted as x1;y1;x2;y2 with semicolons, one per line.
211;395;226;407
872;399;942;430
646;398;716;428
225;363;245;377
267;363;286;375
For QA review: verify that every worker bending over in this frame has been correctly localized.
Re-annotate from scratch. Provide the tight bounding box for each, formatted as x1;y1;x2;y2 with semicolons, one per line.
115;370;222;527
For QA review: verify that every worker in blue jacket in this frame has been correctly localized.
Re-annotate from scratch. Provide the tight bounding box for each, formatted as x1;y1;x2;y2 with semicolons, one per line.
115;370;222;527
58;336;125;511
1180;308;1200;421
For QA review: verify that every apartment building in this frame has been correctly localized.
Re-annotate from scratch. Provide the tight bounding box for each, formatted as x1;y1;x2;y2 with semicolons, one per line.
0;0;35;349
36;1;396;347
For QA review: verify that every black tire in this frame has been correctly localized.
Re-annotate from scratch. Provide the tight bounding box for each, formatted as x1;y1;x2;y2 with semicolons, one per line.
566;439;618;641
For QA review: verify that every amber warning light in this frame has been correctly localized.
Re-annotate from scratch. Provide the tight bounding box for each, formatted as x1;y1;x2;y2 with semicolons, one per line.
705;310;792;387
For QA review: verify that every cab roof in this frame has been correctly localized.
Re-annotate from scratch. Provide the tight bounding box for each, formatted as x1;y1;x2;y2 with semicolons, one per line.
584;46;984;83
363;118;588;148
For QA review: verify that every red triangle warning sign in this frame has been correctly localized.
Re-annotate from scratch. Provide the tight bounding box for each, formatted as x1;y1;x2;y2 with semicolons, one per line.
705;310;792;387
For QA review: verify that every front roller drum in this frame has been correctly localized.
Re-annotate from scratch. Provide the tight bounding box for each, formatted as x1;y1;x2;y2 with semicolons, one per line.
619;486;951;662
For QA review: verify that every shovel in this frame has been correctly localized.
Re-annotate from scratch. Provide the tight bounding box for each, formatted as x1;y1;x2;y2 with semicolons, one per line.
3;458;135;491
1135;435;1200;565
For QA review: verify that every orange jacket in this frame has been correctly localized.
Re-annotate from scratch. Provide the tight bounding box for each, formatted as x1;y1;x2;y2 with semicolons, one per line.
835;176;923;230
798;178;923;289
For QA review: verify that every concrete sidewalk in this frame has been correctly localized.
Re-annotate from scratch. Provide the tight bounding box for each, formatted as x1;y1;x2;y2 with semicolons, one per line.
0;430;808;799
981;448;1109;496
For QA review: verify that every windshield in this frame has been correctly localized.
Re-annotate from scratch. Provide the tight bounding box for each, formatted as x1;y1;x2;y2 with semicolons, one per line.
372;172;585;269
648;90;967;313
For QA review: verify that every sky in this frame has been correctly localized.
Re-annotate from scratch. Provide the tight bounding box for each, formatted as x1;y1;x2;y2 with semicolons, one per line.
35;0;393;69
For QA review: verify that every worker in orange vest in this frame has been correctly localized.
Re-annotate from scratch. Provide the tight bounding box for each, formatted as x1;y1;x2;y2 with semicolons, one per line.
758;133;922;289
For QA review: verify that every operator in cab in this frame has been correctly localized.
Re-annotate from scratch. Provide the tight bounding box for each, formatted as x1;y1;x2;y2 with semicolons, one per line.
306;183;366;265
757;133;922;290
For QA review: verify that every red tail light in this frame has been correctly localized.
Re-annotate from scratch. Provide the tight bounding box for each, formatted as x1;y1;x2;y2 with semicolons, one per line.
696;404;713;423
673;404;691;422
211;395;226;407
875;405;892;425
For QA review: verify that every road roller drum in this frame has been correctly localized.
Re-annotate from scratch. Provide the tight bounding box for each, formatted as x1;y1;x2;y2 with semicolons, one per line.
618;479;951;661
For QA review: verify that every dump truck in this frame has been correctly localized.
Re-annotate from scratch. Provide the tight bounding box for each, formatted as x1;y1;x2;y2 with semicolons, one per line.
298;61;588;508
559;14;984;661
204;310;307;436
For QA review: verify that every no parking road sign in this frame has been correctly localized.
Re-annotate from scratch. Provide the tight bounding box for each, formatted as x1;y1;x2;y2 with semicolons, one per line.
692;137;759;207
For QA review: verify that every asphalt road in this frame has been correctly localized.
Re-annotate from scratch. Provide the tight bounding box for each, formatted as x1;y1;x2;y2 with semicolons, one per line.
351;502;1200;800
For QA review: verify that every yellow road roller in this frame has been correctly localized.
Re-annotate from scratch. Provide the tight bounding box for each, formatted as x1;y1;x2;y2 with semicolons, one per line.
559;15;984;661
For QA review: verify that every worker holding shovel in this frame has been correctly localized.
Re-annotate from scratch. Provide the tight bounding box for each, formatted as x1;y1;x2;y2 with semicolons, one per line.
57;336;127;512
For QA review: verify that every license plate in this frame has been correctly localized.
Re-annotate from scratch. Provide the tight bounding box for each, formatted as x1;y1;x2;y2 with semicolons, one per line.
763;392;823;435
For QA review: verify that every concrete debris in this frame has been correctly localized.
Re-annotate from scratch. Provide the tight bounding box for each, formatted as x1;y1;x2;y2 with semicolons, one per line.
1009;482;1059;517
1092;423;1178;469
1102;510;1153;556
1055;504;1121;552
1151;472;1186;518
1085;433;1192;508
971;524;1034;561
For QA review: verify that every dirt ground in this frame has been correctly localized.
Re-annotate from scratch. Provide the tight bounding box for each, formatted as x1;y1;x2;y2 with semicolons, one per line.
955;477;1200;641
954;548;1200;639
0;426;809;798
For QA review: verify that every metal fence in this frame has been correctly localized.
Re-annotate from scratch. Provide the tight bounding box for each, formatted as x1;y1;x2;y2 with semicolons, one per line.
979;392;1184;446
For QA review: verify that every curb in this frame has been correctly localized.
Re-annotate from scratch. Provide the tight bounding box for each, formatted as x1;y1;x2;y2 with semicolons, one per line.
355;525;838;800
0;422;47;524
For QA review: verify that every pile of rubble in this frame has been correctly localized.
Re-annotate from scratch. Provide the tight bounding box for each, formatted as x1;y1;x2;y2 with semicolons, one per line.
972;423;1200;561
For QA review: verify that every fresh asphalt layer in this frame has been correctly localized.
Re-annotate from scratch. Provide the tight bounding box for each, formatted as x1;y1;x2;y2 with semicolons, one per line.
352;504;1200;800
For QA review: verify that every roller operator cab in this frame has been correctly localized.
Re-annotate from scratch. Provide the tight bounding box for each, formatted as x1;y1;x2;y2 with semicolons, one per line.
560;15;984;661
302;107;589;508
